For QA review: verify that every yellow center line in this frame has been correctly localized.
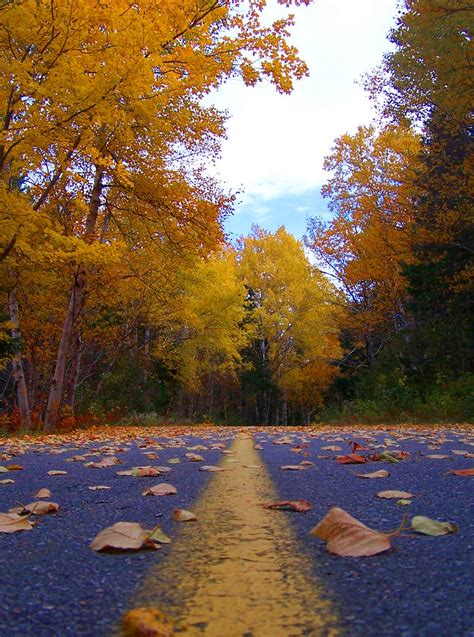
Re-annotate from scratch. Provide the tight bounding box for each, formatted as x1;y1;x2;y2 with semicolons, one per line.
126;433;339;636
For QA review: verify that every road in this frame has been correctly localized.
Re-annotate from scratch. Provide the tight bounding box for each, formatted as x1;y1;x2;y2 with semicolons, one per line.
0;425;473;636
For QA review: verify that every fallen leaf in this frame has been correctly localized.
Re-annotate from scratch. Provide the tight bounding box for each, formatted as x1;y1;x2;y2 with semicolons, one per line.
172;509;198;522
122;607;173;637
351;442;368;453
185;453;204;462
242;464;260;468
425;454;449;459
310;507;392;557
0;479;14;484
397;499;412;506
133;467;161;477
47;470;67;476
84;457;121;468
449;468;474;476
0;466;8;473
411;515;458;536
90;522;155;551
10;501;59;515
369;451;408;463
336;454;366;465
34;488;52;498
376;490;414;499
299;460;314;467
147;526;172;544
88;485;112;491
142;483;177;496
280;465;305;471
6;464;23;471
321;445;342;452
199;465;225;472
167;458;181;464
0;512;34;533
357;470;390;479
261;499;312;513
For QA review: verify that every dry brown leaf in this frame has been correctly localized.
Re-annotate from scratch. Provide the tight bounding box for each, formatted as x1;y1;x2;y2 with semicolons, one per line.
261;499;312;513
34;488;52;498
321;445;342;452
425;454;449;459
185;453;204;462
10;501;59;515
142;483;177;496
0;479;14;484
172;508;198;522
122;607;173;637
0;512;34;533
199;465;225;472
376;490;414;499
90;522;155;551
7;464;24;471
336;454;366;465
357;470;390;479
310;507;392;557
449;468;474;476
47;470;67;476
280;465;305;471
84;457;121;468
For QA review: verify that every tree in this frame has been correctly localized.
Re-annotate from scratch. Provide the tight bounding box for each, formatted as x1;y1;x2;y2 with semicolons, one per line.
305;125;421;370
0;0;314;429
367;0;473;129
238;226;341;424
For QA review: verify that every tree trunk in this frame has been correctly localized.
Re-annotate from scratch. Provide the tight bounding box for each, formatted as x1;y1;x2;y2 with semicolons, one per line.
8;288;31;429
64;330;82;410
282;393;288;426
44;164;103;430
44;267;86;429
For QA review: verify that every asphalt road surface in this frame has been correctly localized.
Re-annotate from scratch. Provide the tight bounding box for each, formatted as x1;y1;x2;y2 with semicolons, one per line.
0;425;473;636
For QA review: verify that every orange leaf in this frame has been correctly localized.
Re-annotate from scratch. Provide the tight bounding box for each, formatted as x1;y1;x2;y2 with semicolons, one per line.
261;499;312;513
336;454;366;465
310;507;392;557
449;468;474;476
122;607;173;637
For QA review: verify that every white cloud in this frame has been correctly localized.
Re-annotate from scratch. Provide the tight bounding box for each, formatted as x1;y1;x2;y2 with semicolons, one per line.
207;0;399;204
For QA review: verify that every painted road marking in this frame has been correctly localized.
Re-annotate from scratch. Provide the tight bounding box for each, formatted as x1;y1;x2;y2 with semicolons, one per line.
126;433;339;636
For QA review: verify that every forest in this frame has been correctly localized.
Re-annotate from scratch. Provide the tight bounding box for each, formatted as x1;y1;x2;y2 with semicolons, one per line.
0;0;472;430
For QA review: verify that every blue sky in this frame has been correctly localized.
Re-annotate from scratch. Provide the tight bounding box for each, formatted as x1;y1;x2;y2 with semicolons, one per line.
224;188;329;242
208;0;400;241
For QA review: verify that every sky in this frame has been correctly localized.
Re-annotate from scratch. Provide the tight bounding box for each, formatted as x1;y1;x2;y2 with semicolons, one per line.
207;0;400;241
